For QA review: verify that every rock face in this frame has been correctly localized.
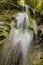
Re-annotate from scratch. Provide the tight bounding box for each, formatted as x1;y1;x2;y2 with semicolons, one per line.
37;15;43;45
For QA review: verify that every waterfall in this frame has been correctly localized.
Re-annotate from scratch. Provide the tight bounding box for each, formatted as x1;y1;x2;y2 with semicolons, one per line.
0;0;39;64
0;5;38;65
15;5;33;65
33;10;38;45
0;6;38;65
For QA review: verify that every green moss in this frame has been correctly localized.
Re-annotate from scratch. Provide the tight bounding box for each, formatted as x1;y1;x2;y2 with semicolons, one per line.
35;60;43;65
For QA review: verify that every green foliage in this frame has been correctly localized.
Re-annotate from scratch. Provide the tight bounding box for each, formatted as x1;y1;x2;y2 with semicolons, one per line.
35;60;43;65
25;0;43;14
0;0;18;10
0;0;43;14
17;0;25;6
25;0;38;8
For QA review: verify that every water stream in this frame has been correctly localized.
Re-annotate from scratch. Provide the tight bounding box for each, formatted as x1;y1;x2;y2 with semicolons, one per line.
0;5;38;65
33;10;38;45
15;5;33;65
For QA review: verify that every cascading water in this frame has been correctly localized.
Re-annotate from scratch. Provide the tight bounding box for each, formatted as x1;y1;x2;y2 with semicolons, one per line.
33;10;38;45
15;5;33;65
0;0;38;65
0;6;38;65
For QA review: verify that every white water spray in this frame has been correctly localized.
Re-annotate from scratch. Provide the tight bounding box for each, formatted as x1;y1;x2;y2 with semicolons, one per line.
15;5;33;65
33;10;38;45
0;5;38;65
